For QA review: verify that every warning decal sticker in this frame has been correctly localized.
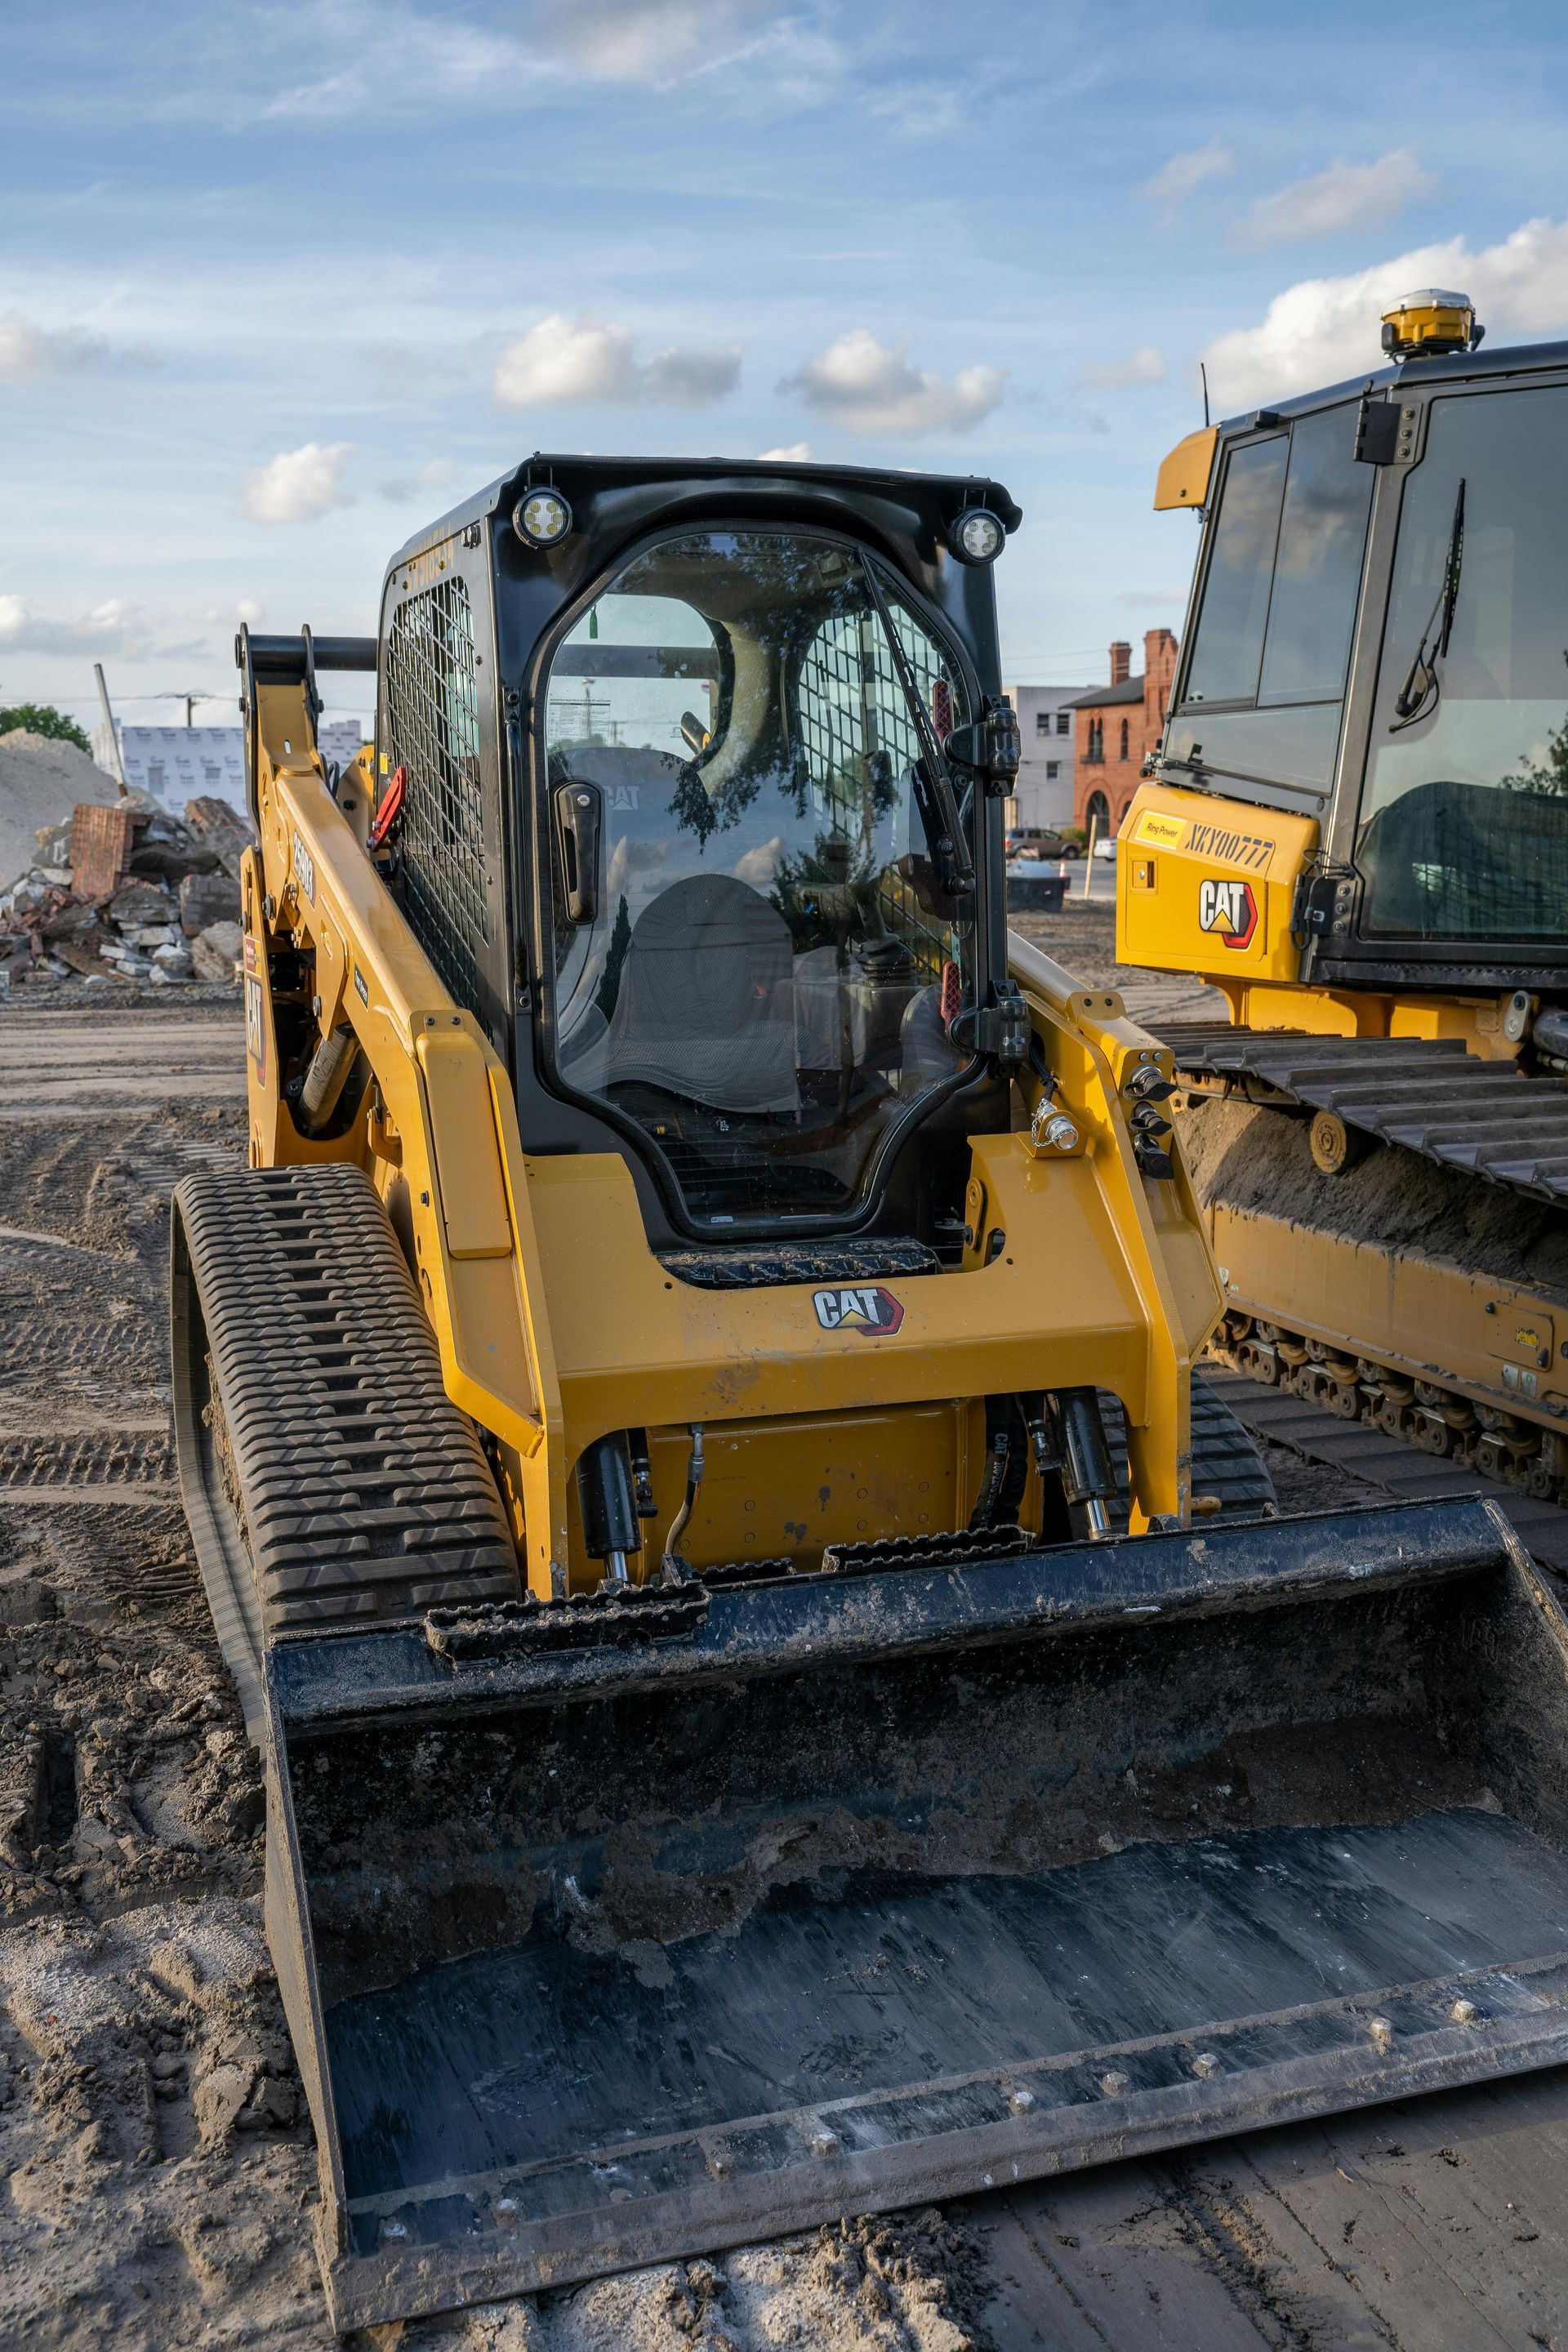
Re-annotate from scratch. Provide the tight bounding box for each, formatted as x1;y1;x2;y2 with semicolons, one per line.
1198;875;1259;951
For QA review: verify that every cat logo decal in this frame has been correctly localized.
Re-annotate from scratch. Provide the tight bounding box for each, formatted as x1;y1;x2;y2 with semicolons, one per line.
812;1285;905;1337
1197;875;1259;951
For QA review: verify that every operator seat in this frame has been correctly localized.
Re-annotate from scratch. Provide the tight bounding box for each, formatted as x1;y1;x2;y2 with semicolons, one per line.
604;872;798;1115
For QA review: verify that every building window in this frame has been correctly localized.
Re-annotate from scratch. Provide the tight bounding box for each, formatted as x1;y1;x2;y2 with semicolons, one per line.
1085;790;1111;832
1086;719;1103;763
1035;710;1052;736
1045;761;1060;780
1119;718;1129;760
1057;710;1070;735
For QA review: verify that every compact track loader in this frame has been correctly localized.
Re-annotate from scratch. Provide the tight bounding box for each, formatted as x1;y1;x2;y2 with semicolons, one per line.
172;453;1568;2333
1120;292;1568;1506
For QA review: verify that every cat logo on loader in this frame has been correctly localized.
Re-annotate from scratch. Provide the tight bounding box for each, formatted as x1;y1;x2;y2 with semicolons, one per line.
1198;875;1258;950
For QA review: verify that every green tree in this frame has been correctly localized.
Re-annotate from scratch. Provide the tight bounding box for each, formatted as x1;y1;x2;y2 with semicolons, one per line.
1500;651;1568;797
0;702;91;753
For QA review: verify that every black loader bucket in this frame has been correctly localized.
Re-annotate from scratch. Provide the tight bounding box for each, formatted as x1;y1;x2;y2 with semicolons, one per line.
253;1495;1568;2332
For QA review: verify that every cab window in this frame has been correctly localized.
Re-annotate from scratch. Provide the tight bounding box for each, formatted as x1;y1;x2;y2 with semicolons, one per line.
1170;403;1374;794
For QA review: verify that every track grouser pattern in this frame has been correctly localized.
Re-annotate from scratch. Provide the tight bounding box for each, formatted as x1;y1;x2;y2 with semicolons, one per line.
174;1163;520;1630
1160;1023;1568;1205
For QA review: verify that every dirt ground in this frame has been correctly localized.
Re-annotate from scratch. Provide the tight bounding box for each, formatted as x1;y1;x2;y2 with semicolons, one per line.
8;924;1568;2352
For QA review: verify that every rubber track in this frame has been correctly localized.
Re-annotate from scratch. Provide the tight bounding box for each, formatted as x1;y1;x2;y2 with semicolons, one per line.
1103;1378;1276;1526
1158;1022;1568;1205
174;1164;520;1633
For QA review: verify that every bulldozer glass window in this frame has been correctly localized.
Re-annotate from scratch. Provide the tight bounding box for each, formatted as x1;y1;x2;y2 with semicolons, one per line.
1183;435;1288;707
542;528;977;1224
1171;407;1372;800
1357;385;1568;941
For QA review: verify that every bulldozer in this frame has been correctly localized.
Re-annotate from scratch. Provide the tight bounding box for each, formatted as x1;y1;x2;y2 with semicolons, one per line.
172;450;1568;2334
1120;291;1568;1504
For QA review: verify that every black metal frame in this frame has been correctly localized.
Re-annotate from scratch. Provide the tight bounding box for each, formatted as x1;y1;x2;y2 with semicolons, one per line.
519;515;1000;1245
367;454;1019;1250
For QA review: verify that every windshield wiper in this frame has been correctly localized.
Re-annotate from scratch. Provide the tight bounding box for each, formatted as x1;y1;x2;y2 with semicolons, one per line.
858;559;975;893
1392;478;1465;730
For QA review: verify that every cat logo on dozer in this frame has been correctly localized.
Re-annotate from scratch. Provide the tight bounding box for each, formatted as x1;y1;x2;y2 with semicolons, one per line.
1198;875;1258;951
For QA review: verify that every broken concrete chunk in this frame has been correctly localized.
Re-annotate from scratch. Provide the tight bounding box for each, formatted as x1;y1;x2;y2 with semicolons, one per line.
183;797;253;881
180;868;242;937
192;920;244;982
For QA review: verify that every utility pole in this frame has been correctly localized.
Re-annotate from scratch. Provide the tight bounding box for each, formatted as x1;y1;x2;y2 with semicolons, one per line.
93;663;128;795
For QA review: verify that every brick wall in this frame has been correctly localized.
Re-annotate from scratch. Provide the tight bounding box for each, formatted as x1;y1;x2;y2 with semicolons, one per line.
1071;628;1178;837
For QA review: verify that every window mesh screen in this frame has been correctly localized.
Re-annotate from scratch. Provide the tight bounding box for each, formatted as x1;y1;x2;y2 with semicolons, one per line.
795;599;958;979
382;577;488;1008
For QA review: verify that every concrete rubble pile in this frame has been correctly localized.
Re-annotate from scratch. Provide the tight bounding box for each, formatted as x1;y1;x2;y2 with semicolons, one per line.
0;793;251;991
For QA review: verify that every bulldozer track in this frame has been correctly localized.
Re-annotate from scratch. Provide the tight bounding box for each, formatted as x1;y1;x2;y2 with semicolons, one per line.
172;1163;521;1633
1160;1022;1568;1204
1204;1361;1568;1572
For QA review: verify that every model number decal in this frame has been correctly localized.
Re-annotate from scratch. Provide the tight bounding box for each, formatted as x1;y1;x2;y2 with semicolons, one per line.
292;829;316;903
1186;821;1272;873
813;1285;905;1337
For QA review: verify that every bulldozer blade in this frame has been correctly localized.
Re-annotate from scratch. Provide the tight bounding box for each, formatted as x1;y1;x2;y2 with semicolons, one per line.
252;1494;1568;2331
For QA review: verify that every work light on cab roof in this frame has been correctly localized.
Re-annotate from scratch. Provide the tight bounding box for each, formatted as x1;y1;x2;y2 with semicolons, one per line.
513;486;572;546
949;506;1006;564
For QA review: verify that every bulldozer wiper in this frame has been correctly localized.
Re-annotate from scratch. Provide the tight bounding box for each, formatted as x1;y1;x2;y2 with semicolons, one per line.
859;556;975;892
1392;477;1466;730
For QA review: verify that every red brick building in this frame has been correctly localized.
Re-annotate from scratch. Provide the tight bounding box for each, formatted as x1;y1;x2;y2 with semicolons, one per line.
1068;629;1178;840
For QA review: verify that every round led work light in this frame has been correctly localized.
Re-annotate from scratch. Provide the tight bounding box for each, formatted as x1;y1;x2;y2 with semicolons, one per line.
949;507;1005;566
513;488;573;548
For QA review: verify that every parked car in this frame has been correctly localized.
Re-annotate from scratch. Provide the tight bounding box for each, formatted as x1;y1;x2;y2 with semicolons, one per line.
1004;826;1072;862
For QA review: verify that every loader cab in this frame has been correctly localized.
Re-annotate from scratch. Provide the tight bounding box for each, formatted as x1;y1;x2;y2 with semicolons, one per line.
1156;309;1568;993
379;459;1021;1252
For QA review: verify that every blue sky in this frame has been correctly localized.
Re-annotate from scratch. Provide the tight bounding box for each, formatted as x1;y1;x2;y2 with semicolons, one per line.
2;0;1566;737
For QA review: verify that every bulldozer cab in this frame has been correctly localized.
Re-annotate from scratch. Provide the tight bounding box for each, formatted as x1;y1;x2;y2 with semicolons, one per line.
377;461;1020;1249
1147;314;1568;994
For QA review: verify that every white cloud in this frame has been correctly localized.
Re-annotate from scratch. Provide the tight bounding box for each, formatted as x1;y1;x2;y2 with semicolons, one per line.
1202;216;1568;410
381;457;462;505
0;314;112;382
782;329;1003;436
0;595;166;658
1142;140;1234;221
530;0;773;84
641;342;743;406
239;441;355;525
234;599;265;626
1079;344;1167;390
759;442;812;461
493;314;740;408
1237;149;1434;250
732;834;785;885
